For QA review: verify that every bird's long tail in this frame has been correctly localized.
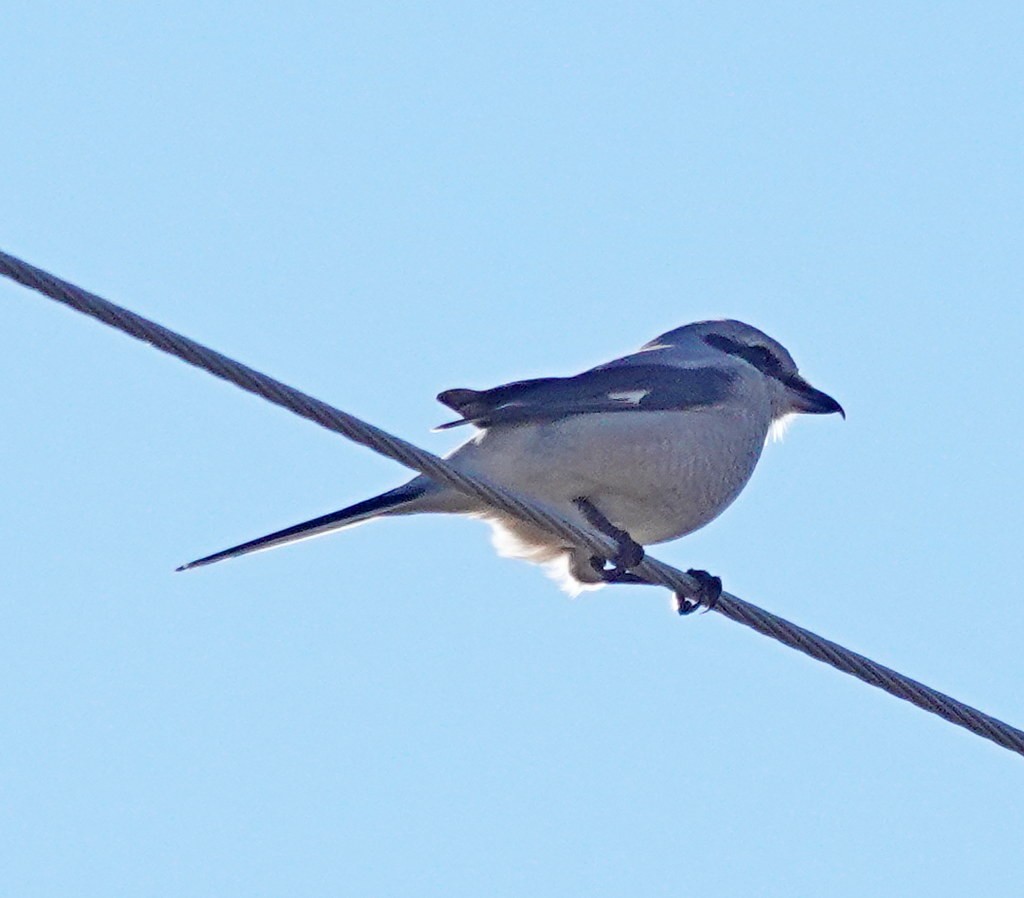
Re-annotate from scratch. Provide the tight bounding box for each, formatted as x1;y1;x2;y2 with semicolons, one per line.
175;483;425;571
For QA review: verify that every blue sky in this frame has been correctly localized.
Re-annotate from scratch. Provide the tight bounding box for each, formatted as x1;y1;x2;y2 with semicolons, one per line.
2;3;1023;896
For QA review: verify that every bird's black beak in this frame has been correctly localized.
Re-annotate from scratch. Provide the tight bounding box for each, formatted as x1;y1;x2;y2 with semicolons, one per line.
787;376;845;418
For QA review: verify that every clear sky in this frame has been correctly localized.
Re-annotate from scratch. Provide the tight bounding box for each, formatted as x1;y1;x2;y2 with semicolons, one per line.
2;3;1023;896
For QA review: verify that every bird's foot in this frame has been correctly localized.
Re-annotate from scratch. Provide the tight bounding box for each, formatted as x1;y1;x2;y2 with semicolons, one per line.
675;569;723;615
575;497;644;574
589;556;648;584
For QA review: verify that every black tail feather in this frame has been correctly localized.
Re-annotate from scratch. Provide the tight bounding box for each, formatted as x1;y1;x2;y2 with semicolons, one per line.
175;483;423;571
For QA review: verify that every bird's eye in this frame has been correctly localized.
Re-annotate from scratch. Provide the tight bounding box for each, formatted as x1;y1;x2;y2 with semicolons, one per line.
703;334;784;376
745;345;783;374
703;334;741;354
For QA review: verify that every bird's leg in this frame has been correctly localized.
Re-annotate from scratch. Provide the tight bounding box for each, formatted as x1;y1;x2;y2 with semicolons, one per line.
572;499;720;615
573;497;644;572
586;556;723;616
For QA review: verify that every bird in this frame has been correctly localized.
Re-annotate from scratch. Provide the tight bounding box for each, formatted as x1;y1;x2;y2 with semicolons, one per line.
177;319;843;612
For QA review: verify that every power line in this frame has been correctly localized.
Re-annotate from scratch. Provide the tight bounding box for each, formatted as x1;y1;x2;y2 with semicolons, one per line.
2;247;1022;757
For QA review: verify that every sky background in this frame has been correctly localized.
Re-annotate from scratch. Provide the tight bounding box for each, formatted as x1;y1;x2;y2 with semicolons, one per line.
2;3;1023;896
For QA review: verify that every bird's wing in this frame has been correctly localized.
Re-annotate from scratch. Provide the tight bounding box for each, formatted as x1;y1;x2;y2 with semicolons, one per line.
435;363;736;429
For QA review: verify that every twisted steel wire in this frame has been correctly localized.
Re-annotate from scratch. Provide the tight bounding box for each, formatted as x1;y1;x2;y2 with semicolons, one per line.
3;247;1022;757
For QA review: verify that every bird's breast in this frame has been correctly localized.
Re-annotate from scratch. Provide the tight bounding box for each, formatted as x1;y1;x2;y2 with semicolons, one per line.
450;406;771;545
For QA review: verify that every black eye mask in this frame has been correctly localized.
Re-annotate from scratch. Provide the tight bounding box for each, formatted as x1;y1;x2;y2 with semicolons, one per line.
702;333;789;381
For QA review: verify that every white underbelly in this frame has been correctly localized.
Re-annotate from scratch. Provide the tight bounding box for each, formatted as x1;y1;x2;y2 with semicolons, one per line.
447;407;769;545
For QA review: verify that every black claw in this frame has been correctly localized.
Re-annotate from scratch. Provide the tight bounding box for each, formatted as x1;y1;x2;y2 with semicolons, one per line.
590;555;648;585
674;593;699;615
606;570;648;585
675;569;723;616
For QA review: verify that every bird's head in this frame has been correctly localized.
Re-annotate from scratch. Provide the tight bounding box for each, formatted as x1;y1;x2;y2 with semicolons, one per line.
648;319;845;422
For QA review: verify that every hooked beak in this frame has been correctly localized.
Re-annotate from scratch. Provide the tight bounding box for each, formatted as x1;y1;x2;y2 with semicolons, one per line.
787;375;845;419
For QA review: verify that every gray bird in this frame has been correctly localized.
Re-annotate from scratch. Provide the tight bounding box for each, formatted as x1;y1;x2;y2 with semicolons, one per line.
178;319;843;611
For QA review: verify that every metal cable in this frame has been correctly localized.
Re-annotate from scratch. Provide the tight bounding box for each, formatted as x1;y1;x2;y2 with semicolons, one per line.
3;247;1022;758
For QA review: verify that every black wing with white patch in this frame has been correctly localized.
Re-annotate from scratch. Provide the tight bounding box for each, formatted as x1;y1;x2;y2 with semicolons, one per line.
435;364;736;429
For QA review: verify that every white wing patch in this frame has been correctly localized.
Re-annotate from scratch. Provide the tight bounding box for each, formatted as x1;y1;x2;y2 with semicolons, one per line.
606;389;650;404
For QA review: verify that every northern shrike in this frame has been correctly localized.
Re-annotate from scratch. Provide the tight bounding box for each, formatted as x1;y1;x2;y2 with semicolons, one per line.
178;319;843;611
